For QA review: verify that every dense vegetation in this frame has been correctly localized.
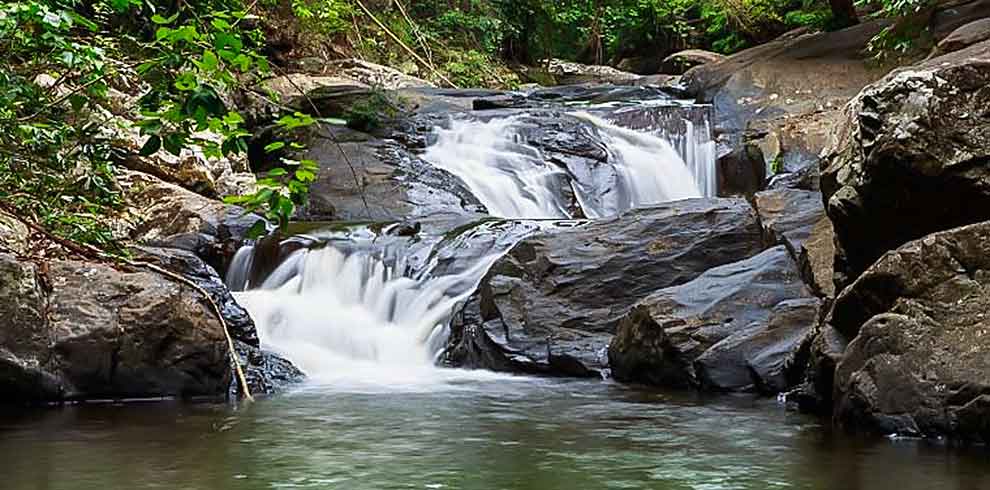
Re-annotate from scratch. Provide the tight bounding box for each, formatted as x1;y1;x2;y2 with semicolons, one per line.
0;0;934;252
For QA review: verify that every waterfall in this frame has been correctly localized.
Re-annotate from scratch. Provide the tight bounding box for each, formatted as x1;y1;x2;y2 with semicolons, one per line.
569;112;701;210
420;117;572;219
230;221;541;385
420;109;712;219
231;102;718;385
600;104;718;198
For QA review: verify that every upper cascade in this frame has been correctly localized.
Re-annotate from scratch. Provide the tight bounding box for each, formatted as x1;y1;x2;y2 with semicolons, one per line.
419;107;714;220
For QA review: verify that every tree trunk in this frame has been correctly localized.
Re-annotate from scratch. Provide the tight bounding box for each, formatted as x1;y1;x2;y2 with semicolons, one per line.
829;0;859;28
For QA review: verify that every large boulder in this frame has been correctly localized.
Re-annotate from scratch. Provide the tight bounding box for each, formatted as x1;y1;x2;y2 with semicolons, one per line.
820;221;990;441
608;246;818;393
820;39;990;288
0;257;231;402
444;198;765;375
685;1;990;197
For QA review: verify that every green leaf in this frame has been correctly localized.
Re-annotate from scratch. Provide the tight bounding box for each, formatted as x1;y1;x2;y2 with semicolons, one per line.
151;13;180;25
267;168;288;177
245;219;268;239
264;141;286;153
200;50;219;71
139;135;162;156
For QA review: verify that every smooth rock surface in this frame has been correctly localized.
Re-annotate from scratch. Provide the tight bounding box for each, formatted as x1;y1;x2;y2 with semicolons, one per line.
608;246;817;392
445;198;765;375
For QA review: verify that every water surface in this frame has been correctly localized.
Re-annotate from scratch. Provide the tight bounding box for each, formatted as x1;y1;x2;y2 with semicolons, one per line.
2;376;987;490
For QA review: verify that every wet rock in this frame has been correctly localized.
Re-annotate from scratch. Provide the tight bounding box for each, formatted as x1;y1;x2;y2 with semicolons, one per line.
753;189;825;255
661;50;726;75
819;221;990;441
608;246;817;392
820;39;990;288
298;125;483;222
446;198;764;375
237;341;304;396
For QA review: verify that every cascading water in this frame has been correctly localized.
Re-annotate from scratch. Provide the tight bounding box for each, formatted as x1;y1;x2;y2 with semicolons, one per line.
420;117;572;218
230;221;541;386
569;112;701;211
231;100;720;386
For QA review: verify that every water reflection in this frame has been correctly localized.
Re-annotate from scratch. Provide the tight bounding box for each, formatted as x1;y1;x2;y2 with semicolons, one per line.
1;380;987;489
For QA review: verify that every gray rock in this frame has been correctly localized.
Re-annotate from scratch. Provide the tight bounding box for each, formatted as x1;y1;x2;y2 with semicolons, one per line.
609;246;817;392
753;188;826;255
819;221;990;441
821;39;990;288
661;50;726;75
445;198;765;375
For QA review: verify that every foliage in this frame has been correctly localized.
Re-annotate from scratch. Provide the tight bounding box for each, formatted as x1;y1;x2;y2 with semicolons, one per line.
859;0;936;59
0;0;318;249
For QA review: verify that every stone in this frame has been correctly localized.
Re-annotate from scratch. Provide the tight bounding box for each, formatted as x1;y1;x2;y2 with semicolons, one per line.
120;170;268;270
798;216;836;298
753;188;826;255
445;198;765;375
545;59;642;85
716;143;766;197
661;49;726;75
820;39;990;288
931;17;990;57
609;246;817;392
819;221;990;441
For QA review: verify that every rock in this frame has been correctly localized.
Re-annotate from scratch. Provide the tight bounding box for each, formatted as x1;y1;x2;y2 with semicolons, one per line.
0;258;233;402
931;17;990;57
753;188;826;255
661;50;726;75
821;221;990;441
797;216;836;298
329;58;435;90
0;253;59;402
717;143;766;197
820;39;990;288
545;59;642;85
297;125;483;222
0;211;30;256
685;2;989;196
445;198;765;375
121;170;268;270
608;246;817;392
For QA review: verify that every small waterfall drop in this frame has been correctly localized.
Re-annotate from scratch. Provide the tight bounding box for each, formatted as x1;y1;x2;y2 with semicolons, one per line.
231;221;541;387
569;112;701;209
420;117;572;219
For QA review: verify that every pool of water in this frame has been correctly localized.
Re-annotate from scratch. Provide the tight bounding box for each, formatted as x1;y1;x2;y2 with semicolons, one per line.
1;374;987;490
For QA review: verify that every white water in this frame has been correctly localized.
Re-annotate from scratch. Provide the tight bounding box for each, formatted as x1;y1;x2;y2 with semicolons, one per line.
234;107;716;386
421;117;572;218
234;245;506;387
570;112;702;211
